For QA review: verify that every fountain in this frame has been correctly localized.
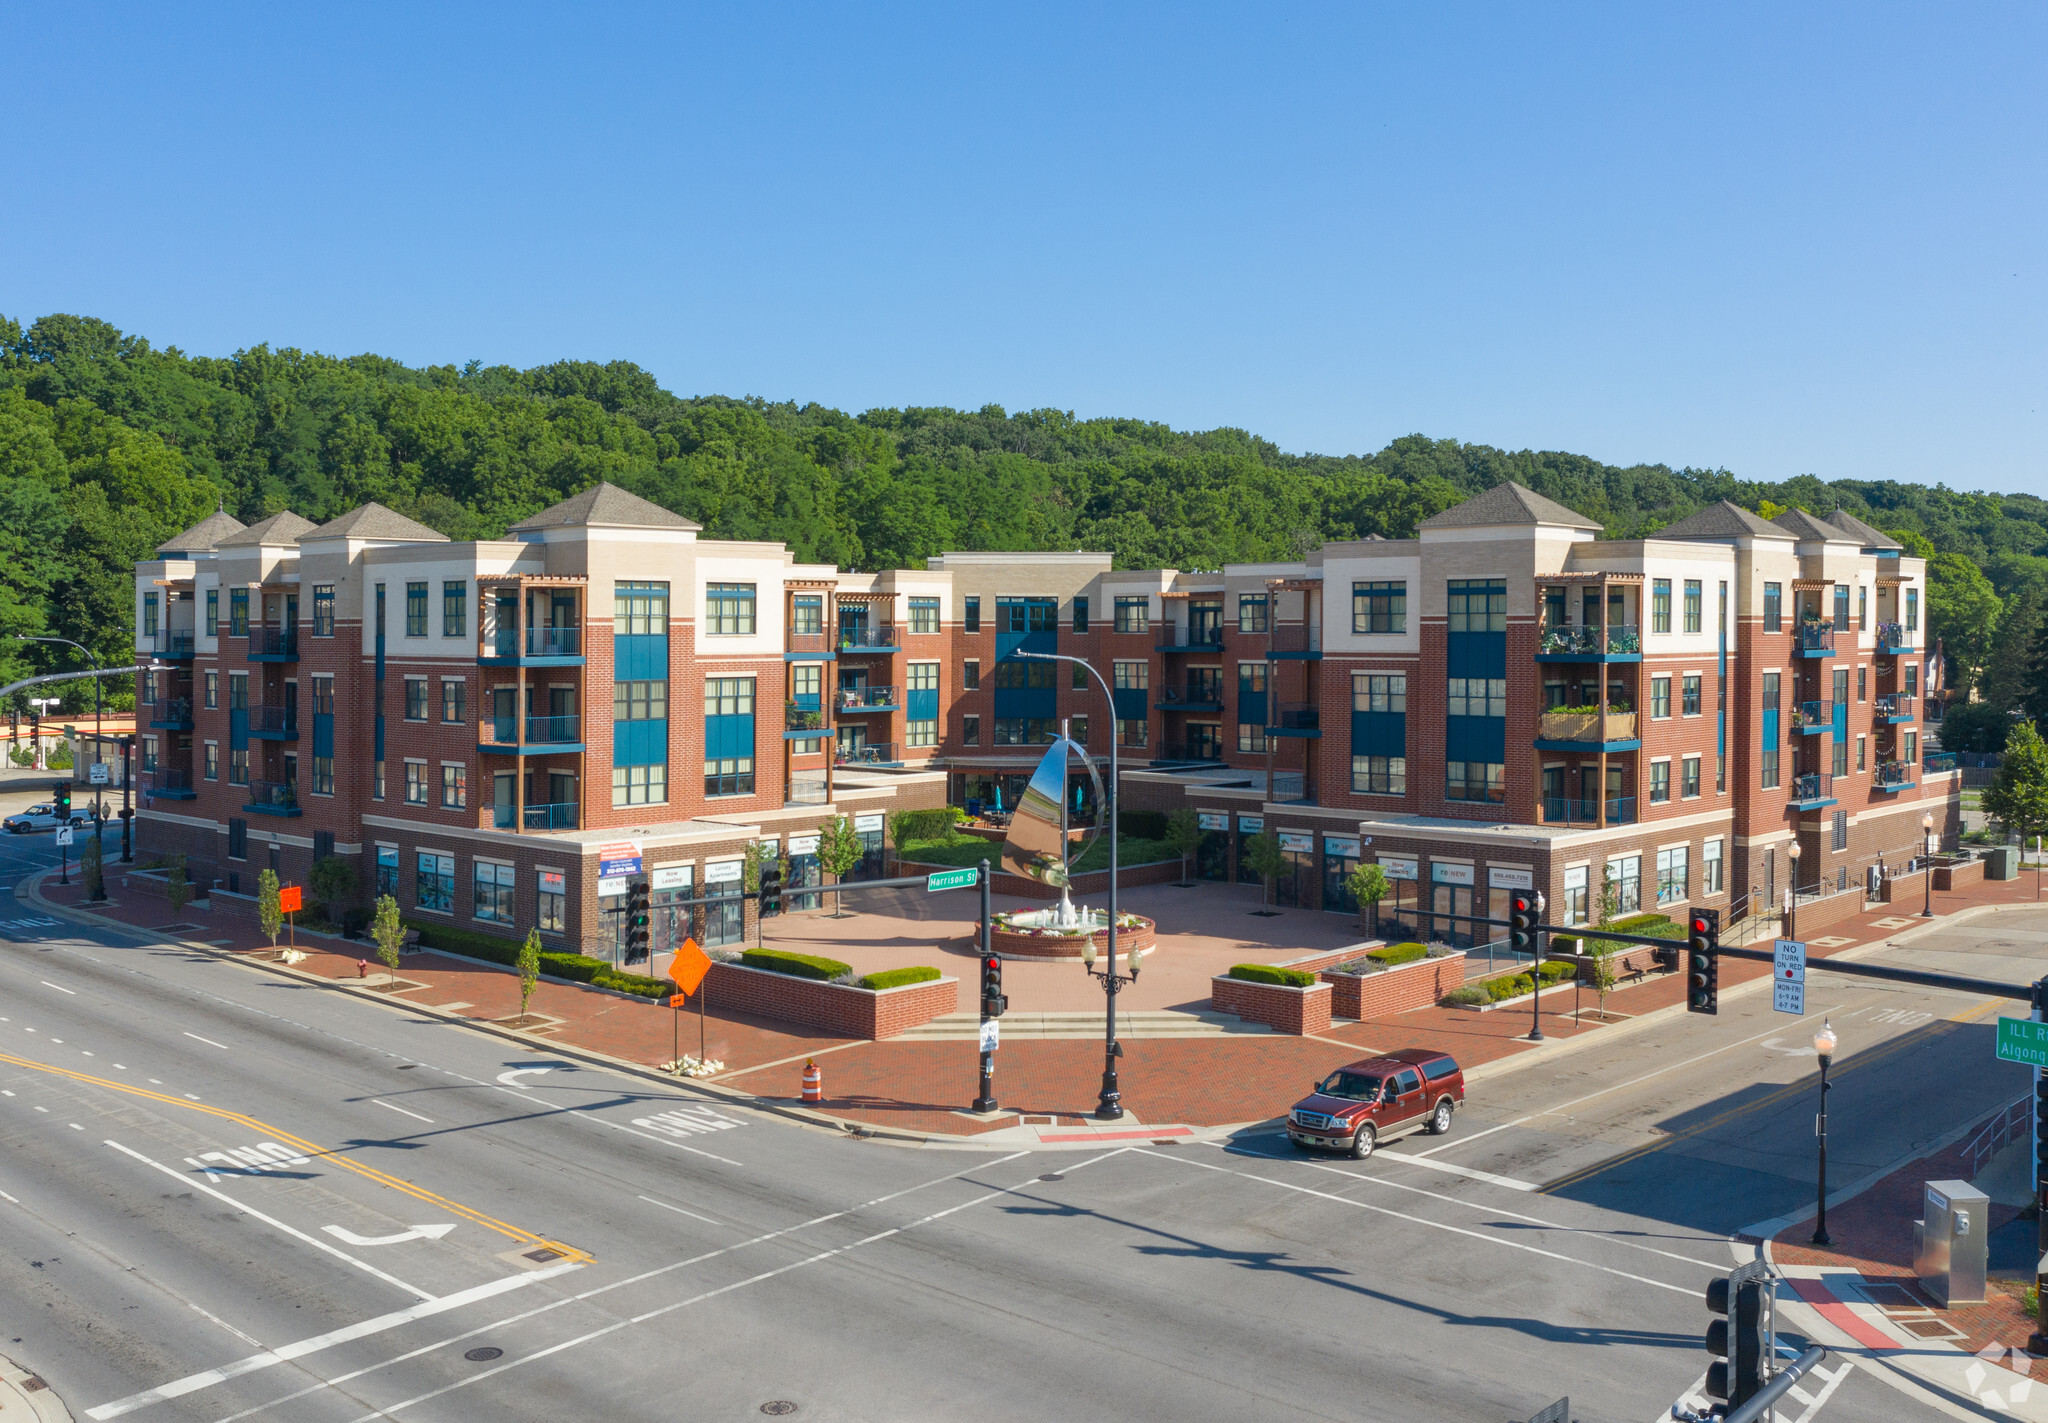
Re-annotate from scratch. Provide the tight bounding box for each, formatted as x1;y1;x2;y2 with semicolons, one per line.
990;730;1155;960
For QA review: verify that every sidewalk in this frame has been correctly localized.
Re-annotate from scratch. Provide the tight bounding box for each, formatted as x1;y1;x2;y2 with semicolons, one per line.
0;1353;73;1423
24;866;2048;1144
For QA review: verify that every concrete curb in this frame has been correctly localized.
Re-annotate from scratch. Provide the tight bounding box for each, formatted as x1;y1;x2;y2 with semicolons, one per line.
0;1354;73;1423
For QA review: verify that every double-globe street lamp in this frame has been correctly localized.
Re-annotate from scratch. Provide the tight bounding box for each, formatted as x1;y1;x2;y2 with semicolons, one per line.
1015;650;1129;1119
14;635;108;895
1812;1019;1838;1247
1921;811;1936;918
1785;840;1801;942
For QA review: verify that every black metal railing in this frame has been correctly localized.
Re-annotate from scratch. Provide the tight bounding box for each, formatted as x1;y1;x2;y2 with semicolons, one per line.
1790;771;1834;803
248;704;297;736
1271;701;1319;730
1158;742;1224;763
150;697;193;727
834;741;898;766
1159;682;1223;708
155;632;196;659
245;778;298;811
838;625;899;651
786;704;828;732
248;627;298;658
1792;700;1831;731
155;768;195;792
494;801;579;830
1875;620;1911;652
1154;621;1224;652
1268;625;1321;655
1877;692;1914;719
1794;621;1835;654
1875;760;1914;789
1536;623;1641;656
836;686;898;711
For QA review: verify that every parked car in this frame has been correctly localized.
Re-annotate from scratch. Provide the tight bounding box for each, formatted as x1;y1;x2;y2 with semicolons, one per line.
3;803;86;834
1286;1049;1465;1159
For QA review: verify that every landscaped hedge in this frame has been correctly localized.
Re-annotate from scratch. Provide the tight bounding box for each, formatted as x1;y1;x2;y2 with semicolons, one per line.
1367;941;1430;968
408;921;522;965
405;925;668;999
741;948;854;981
891;807;967;844
856;965;942;991
1228;963;1319;988
1119;810;1168;840
1551;913;1686;955
594;969;670;999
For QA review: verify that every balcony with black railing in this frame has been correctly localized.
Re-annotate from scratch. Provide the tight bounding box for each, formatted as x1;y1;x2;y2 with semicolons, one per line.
154;632;196;661
785;704;829;734
835;740;900;767
149;697;194;730
479;624;584;665
837;625;899;653
1268;702;1321;735
1158;681;1223;712
1157;742;1225;763
1540;794;1638;826
1877;692;1915;722
1789;771;1836;808
493;802;580;831
836;686;898;713
247;704;298;740
1875;620;1912;655
1794;620;1836;657
1874;760;1915;791
1535;622;1641;661
1153;621;1225;653
481;714;582;752
152;767;197;800
247;627;298;662
1791;700;1832;734
1267;625;1323;659
244;778;301;817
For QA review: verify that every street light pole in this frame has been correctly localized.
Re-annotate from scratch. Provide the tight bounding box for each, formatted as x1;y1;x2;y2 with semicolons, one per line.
16;636;104;897
1812;1020;1837;1246
119;733;133;862
1921;812;1936;918
1786;840;1801;943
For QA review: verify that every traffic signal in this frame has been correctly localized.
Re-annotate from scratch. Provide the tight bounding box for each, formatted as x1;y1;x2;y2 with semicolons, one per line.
1508;893;1536;956
1686;905;1720;1015
625;879;650;960
1704;1268;1770;1407
980;955;1007;1020
759;863;783;917
51;781;71;818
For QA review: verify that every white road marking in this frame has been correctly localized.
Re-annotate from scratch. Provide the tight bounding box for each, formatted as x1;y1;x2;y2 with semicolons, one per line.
631;1106;742;1137
148;1078;161;1084
322;1223;455;1247
104;1140;432;1302
0;1189;17;1203
637;1195;723;1226
82;1263;580;1420
183;1032;229;1050
51;1039;62;1043
2;1090;13;1096
463;1066;745;1166
112;1063;125;1069
41;980;75;994
494;1066;558;1087
69;1123;82;1130
369;1099;433;1124
1370;1149;1536;1191
1137;1147;1698;1295
34;1105;48;1112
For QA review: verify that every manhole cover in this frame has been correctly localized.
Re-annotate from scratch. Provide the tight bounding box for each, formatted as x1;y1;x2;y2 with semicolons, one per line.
1897;1317;1965;1340
1038;1173;1064;1182
523;1247;564;1262
464;1347;504;1362
760;1404;798;1416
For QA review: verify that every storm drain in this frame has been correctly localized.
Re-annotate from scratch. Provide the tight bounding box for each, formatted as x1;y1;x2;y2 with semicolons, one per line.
760;1403;798;1416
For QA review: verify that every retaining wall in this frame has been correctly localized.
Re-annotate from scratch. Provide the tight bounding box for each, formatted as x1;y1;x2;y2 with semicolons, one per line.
704;961;958;1040
1209;974;1332;1035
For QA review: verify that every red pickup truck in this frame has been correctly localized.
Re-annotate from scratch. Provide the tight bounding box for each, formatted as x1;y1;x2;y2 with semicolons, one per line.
1286;1049;1465;1159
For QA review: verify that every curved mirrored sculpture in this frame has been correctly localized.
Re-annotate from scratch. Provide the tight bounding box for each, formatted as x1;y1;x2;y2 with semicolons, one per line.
1000;733;1105;928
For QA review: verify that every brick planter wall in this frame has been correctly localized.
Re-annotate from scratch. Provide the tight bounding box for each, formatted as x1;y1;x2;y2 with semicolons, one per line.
1879;870;1927;905
704;961;957;1040
1934;858;1985;893
1321;953;1465;1019
1552;946;1666;985
1210;974;1332;1035
1791;886;1871;933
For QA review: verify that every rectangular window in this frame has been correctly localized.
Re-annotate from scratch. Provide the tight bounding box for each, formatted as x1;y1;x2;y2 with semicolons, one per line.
405;581;427;637
963;659;980;690
1237;594;1268;634
1073;661;1089;690
404;677;428;721
910;597;940;635
1352;673;1406;712
228;817;247;860
1651;579;1671;633
992;659;1055;690
1563;865;1589;925
1905;730;1918;763
997;597;1057;634
205;670;219;709
1351;755;1406;796
1764;582;1782;632
614;681;669;720
791;664;820;704
311;676;334;716
1762;672;1779;737
1114;597;1148;634
206;588;219;635
1832;810;1849;852
1857;734;1866;770
443;581;466;637
312;584;334;637
1445;761;1505;803
229;747;249;785
994;718;1056;745
1682;756;1701;798
1607;855;1642;916
1703;838;1724;894
537;870;567;933
962;714;980;747
405;761;428;805
1651;677;1671;719
1650;761;1671;802
441;679;465;724
1836;585;1851;630
473;861;515;923
374;759;384;800
702;758;752;797
703;677;754;717
791;596;822;635
143;592;159;637
312;756;334;795
229;672;248;710
1113;660;1148;691
1682;674;1701;716
1906;588;1919;632
1446;580;1505;633
705;583;756;636
1238;722;1267;754
1446;678;1505;718
204;743;219;780
614;763;670;805
1072;596;1089;634
908;661;940;695
1070;715;1088;746
1116;718;1147;747
229;588;248;637
964;596;980;633
1833;737;1849;777
141;736;158;772
416;852;454;913
1351;581;1407;635
1656;847;1688;905
376;846;399;898
144;669;159;705
614;581;669;635
1761;749;1780;789
1684;579;1702;633
1858;585;1868;630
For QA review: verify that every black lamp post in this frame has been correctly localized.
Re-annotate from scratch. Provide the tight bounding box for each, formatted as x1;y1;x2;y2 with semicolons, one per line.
119;733;134;862
16;635;103;897
1786;840;1801;942
1921;812;1935;918
1812;1019;1837;1246
1082;936;1141;1119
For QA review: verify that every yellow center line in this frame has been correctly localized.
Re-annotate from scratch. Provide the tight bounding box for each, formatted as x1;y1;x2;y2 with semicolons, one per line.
0;1050;590;1262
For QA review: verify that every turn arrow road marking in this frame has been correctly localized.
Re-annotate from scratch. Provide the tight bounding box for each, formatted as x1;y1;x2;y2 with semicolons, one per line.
495;1065;568;1087
322;1223;457;1247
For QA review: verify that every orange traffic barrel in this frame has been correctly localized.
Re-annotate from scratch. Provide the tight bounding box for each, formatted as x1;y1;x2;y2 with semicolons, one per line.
801;1059;822;1103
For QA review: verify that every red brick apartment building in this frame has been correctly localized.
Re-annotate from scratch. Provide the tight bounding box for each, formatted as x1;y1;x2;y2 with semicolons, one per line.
132;480;1957;962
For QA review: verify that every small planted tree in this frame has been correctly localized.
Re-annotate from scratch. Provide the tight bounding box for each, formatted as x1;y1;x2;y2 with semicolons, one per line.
816;814;865;918
517;927;541;1020
309;854;359;927
1164;807;1204;886
1346;861;1390;936
165;854;192;915
370;894;405;978
1984;721;2048;853
80;835;104;900
1243;829;1288;913
257;868;283;950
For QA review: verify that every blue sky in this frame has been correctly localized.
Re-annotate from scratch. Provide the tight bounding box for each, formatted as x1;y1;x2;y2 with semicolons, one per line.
4;3;2042;491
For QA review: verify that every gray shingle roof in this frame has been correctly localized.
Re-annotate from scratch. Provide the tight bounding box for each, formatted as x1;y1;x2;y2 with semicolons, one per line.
1824;508;1904;551
216;511;321;548
1652;500;1794;541
298;502;449;544
507;482;701;532
1772;508;1858;543
1417;481;1601;531
156;509;248;555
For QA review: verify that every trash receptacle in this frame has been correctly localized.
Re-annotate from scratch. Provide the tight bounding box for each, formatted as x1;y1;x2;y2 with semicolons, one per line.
1914;1179;1989;1306
1988;846;2020;880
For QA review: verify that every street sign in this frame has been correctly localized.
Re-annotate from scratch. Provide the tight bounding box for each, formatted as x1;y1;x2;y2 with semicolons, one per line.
1772;938;1807;1015
278;886;302;913
926;868;978;892
1774;979;1806;1015
596;839;643;878
1996;1017;2048;1066
88;763;109;785
54;826;73;846
979;1019;999;1053
1774;938;1807;980
669;936;713;996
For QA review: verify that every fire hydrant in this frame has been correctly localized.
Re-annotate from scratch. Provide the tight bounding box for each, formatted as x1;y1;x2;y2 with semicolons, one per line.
801;1059;823;1103
356;959;369;978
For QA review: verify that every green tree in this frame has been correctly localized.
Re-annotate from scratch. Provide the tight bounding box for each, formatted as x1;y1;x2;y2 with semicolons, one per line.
1927;553;2003;695
1243;829;1288;911
1984;721;2048;849
309;853;359;922
1345;861;1390;935
164;854;191;915
1163;807;1204;886
816;815;865;918
79;834;103;899
1940;698;2013;756
370;894;405;976
517;927;541;1019
1588;949;1619;1021
1982;591;2043;714
257;867;282;949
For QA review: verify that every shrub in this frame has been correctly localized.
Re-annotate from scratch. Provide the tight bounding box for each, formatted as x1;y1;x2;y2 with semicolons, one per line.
1441;985;1488;1006
891;807;967;845
538;951;606;982
857;965;942;991
1482;961;1578;1002
409;921;523;965
593;969;669;999
741;948;854;981
1228;963;1318;988
1366;941;1429;968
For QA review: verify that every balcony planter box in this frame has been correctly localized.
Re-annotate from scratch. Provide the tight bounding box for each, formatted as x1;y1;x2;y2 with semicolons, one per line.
1210;974;1332;1035
703;960;956;1040
1318;950;1465;1019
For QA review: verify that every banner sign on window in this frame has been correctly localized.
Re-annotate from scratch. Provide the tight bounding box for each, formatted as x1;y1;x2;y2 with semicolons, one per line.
704;859;744;884
1379;857;1418;881
539;870;566;894
1237;815;1264;833
597;876;629;897
854;814;885;832
1488;867;1533;890
651;865;692;891
1431;862;1474;886
1279;832;1315;852
1324;835;1360;858
1197;812;1228;830
787;835;820;855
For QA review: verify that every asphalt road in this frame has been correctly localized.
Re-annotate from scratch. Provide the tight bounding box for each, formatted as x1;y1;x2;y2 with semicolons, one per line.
0;833;2016;1423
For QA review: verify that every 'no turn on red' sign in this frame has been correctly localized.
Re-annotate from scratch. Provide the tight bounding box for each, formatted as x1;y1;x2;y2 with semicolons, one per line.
1772;939;1806;1016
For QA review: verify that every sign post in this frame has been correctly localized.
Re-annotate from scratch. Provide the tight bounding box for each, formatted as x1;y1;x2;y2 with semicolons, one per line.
1773;938;1807;1016
55;823;72;885
279;885;302;950
667;936;713;1071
